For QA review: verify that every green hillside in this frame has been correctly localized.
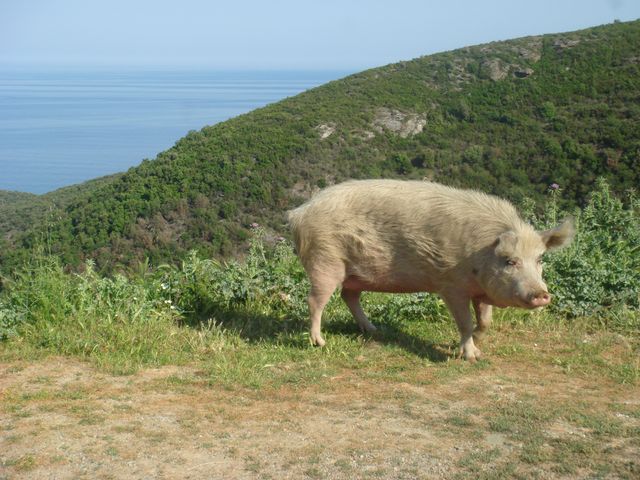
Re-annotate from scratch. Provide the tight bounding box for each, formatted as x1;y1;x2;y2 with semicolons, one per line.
2;20;639;272
0;174;121;242
0;191;37;206
0;191;41;247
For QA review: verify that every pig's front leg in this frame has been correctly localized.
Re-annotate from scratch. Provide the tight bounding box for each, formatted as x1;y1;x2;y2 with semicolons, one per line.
472;298;493;345
441;290;482;362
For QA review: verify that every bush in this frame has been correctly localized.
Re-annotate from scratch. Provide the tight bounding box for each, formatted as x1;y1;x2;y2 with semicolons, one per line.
536;180;640;317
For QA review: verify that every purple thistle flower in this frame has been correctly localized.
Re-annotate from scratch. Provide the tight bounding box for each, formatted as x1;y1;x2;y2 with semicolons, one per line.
249;222;260;229
549;183;560;190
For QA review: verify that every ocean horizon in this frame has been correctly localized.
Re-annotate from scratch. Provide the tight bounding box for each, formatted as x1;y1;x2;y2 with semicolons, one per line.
0;68;349;194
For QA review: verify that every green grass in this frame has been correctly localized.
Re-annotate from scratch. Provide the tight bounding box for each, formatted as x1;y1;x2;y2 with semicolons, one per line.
1;287;637;390
3;455;37;472
1;318;637;479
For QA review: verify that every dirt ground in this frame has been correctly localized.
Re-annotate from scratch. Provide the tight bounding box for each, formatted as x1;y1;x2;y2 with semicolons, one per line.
1;356;638;479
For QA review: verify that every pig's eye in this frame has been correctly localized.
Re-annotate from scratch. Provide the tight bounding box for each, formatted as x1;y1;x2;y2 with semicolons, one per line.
505;259;518;267
537;256;544;265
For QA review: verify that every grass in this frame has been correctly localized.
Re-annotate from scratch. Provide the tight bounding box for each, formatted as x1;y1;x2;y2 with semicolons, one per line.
450;394;639;479
4;297;636;391
3;455;37;472
1;345;637;478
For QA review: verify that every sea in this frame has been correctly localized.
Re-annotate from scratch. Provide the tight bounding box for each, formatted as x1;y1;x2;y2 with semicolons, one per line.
0;68;348;194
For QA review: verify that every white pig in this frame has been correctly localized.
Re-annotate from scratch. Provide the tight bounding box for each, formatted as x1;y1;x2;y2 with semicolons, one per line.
288;179;574;362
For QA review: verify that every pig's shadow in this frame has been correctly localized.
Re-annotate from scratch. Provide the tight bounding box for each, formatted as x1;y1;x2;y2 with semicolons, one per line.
185;306;453;362
326;319;453;362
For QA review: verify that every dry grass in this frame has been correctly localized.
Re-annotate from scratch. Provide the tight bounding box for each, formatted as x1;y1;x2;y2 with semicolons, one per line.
1;320;638;479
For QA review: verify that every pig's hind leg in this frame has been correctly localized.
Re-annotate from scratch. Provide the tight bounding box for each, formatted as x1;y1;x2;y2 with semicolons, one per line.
341;288;377;334
307;264;345;347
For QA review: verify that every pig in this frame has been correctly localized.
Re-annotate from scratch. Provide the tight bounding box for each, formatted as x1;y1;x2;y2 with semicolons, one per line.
287;179;574;362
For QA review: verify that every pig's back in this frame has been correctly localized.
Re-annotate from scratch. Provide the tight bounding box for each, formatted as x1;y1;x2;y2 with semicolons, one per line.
291;179;518;230
288;180;526;279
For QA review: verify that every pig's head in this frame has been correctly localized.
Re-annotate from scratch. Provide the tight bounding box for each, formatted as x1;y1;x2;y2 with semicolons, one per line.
475;218;574;309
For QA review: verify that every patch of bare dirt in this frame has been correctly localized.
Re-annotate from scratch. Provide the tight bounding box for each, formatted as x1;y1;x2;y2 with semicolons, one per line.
1;356;638;479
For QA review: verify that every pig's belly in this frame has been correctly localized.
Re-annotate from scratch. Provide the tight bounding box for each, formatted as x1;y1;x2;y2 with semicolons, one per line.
342;275;437;293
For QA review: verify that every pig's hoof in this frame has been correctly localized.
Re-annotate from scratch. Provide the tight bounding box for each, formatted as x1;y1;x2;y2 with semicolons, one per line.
460;344;482;363
359;321;377;334
311;333;326;347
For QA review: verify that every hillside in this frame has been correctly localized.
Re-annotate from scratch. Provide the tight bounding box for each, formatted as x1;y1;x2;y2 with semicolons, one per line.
2;20;639;271
0;191;40;244
0;191;37;206
0;174;121;245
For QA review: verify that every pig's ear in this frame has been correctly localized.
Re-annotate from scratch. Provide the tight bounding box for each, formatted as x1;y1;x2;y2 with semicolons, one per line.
494;230;518;257
540;217;575;251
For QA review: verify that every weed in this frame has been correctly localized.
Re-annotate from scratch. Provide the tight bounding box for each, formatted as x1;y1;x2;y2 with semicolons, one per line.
4;454;37;471
446;414;475;428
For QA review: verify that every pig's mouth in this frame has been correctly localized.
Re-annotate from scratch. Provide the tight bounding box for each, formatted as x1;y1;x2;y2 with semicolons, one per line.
476;294;512;309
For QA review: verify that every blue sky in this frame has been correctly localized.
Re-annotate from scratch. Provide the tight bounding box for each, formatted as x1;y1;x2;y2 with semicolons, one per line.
2;0;639;70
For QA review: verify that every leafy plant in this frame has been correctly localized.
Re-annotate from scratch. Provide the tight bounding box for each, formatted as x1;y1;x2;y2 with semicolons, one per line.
535;180;640;318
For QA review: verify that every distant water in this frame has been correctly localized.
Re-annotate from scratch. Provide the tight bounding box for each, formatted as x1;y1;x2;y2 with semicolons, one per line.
0;69;347;194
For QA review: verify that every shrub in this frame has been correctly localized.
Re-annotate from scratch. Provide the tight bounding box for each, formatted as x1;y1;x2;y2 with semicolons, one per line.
462;145;484;163
537;180;640;317
540;101;557;121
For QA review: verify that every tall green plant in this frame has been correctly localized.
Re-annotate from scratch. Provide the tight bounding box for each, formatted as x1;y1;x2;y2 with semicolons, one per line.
541;179;639;317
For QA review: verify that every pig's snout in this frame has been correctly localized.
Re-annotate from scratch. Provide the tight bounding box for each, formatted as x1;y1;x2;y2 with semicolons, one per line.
528;291;551;308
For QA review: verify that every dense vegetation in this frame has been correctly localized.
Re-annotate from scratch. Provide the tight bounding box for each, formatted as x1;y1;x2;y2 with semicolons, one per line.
1;182;638;360
1;20;639;273
0;174;120;247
